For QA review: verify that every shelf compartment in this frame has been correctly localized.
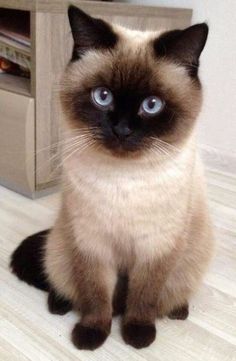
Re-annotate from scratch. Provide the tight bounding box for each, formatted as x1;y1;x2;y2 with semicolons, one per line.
0;72;30;96
0;8;31;95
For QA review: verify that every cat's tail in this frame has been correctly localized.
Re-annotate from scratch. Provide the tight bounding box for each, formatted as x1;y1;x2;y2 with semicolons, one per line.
10;230;50;291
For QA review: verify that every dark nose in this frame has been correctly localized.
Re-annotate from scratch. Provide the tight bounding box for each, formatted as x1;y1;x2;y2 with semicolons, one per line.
112;123;133;139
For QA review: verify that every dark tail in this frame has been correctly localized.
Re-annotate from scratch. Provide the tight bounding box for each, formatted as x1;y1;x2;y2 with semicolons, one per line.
10;230;50;291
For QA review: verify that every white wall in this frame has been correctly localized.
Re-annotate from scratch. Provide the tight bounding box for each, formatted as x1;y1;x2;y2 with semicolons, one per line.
117;0;236;174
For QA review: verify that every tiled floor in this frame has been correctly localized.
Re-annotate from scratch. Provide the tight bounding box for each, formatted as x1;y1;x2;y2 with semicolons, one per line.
0;169;236;361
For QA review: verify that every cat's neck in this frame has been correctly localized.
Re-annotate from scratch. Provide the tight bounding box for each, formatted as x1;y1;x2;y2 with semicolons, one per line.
63;134;197;188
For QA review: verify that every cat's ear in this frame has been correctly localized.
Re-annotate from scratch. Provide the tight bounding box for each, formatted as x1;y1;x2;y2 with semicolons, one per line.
154;23;209;77
68;5;118;60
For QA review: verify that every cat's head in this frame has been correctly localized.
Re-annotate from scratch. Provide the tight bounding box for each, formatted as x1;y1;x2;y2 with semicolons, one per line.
61;5;208;157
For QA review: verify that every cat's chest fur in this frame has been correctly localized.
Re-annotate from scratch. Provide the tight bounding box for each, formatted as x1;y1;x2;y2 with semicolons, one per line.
65;149;193;264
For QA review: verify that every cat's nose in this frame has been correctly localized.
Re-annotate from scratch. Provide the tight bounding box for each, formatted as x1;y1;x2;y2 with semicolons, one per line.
112;123;133;139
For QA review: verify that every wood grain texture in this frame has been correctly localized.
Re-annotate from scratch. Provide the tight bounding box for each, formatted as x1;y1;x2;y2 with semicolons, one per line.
0;169;235;360
0;0;191;18
0;0;92;12
0;89;35;197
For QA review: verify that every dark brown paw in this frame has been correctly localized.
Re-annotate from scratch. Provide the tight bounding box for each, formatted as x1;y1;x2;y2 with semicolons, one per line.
168;304;189;320
72;323;110;350
122;321;156;349
48;289;72;315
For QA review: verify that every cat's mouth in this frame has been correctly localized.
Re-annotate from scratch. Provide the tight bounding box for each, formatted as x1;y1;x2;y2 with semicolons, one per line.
100;134;143;156
89;125;148;157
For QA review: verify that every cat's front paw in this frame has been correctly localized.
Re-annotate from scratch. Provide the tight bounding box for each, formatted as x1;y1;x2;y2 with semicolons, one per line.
72;322;110;350
122;320;156;348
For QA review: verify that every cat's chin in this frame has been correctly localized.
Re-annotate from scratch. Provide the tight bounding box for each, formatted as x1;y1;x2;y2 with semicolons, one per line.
110;149;142;159
100;142;143;159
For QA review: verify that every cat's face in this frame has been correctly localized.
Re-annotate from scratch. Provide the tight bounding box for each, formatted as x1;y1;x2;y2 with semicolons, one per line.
61;6;208;157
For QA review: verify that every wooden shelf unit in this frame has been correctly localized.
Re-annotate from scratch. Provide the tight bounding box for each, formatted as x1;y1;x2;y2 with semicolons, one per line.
0;0;192;198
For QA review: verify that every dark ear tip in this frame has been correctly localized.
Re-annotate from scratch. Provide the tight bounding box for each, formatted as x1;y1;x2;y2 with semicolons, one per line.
68;4;76;16
192;22;209;37
187;22;209;48
198;23;209;45
68;5;77;23
198;22;209;33
68;4;89;20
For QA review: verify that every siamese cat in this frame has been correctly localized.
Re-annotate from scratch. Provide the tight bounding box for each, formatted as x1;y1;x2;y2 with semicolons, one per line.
11;5;214;350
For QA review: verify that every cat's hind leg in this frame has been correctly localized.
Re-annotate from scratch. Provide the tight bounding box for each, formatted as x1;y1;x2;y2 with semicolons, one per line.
158;199;214;320
10;230;50;291
157;232;214;319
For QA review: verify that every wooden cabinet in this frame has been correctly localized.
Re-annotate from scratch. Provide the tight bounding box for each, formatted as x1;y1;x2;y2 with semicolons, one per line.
0;89;35;195
0;0;192;198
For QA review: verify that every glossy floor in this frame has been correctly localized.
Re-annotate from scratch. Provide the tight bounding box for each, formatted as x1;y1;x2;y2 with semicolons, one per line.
0;169;236;361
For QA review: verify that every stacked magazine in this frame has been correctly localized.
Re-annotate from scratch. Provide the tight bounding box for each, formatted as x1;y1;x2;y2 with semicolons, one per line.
0;10;30;78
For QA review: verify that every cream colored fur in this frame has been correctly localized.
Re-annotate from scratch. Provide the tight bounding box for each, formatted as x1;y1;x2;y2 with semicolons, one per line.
44;25;215;316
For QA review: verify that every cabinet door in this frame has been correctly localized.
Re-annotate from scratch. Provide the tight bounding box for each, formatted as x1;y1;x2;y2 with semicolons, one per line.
33;3;191;192
0;90;35;196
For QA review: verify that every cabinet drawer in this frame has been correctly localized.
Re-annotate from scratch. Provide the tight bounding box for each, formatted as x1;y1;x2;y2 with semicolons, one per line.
0;89;35;196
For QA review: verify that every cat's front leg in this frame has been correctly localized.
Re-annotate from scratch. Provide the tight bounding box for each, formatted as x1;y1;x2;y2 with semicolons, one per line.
71;252;116;350
122;253;176;349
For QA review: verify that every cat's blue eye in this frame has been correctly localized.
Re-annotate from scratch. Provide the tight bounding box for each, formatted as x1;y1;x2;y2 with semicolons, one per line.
91;87;113;109
139;96;164;117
